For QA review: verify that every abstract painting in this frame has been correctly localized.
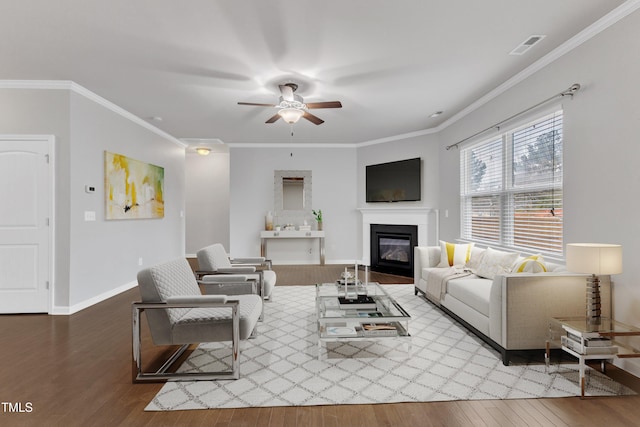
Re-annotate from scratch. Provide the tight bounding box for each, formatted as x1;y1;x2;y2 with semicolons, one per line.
105;151;164;220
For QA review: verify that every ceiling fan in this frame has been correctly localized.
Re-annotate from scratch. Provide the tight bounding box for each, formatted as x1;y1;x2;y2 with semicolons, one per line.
238;83;342;125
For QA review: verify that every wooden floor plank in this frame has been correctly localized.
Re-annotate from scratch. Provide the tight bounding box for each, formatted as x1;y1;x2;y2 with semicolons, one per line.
492;399;533;427
453;401;489;427
267;407;286;427
322;404;340;427
281;406;298;427
510;399;566;427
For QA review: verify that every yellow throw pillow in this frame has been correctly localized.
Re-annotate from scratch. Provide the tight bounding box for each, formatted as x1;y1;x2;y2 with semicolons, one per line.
438;241;474;267
514;254;547;273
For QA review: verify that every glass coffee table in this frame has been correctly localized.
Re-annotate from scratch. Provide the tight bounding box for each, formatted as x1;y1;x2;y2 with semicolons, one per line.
315;281;411;359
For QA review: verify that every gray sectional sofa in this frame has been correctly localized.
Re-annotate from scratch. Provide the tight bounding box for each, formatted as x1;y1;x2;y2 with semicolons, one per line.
414;244;611;365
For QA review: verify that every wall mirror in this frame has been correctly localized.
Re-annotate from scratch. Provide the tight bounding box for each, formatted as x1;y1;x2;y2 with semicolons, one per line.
274;170;312;216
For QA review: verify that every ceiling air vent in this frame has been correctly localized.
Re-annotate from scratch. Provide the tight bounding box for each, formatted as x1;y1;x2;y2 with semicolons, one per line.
509;35;546;55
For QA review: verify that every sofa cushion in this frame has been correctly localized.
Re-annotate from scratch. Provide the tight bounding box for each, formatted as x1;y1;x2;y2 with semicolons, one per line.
476;247;520;280
445;277;492;317
437;241;474;267
514;254;547;273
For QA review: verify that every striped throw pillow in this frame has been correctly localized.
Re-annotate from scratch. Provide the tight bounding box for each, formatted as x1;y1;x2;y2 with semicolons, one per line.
438;241;474;267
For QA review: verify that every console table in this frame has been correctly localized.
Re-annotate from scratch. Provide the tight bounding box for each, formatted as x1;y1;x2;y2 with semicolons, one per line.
260;230;325;265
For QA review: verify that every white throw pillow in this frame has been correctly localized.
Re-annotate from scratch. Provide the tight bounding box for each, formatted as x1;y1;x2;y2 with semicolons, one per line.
438;241;474;267
514;254;547;273
464;247;485;273
476;247;520;279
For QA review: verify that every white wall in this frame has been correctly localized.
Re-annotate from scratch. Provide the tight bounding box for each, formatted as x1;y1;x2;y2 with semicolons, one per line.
68;91;185;309
185;147;230;254
437;10;640;375
0;85;186;313
229;145;357;263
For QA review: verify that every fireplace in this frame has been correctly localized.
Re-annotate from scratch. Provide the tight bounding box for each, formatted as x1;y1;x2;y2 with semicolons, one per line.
370;224;418;277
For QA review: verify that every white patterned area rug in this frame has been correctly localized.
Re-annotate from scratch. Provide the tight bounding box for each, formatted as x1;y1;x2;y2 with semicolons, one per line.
146;285;634;411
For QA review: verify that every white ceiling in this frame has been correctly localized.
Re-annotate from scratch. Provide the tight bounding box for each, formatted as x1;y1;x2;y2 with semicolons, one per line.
1;0;629;146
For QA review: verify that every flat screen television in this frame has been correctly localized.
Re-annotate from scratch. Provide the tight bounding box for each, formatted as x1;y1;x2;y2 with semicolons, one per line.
366;157;421;202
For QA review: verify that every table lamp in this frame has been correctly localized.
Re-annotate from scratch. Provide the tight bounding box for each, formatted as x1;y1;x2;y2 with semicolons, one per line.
565;243;622;323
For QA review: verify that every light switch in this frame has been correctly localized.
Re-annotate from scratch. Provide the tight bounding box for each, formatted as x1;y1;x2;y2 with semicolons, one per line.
84;211;96;221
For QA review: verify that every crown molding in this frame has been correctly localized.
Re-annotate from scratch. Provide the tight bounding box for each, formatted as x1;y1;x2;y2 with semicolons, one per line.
0;80;187;148
227;142;357;149
355;127;439;148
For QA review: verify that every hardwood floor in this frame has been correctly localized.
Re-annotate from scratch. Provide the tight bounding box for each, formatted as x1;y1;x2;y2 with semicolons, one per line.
1;264;640;426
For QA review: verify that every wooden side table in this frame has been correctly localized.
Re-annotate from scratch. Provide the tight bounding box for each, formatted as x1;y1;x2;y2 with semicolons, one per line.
545;316;640;398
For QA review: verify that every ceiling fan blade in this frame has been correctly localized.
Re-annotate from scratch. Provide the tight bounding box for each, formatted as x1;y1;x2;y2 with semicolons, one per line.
305;101;343;109
265;114;282;124
279;84;295;102
238;102;277;107
303;111;324;125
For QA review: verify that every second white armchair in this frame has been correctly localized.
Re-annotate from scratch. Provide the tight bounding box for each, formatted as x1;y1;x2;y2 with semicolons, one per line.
196;243;276;300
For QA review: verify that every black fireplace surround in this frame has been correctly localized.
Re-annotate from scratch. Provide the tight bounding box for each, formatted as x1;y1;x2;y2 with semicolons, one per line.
370;224;418;277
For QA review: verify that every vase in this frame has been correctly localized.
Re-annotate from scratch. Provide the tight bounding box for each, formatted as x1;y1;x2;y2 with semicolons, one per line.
317;221;323;231
265;211;273;231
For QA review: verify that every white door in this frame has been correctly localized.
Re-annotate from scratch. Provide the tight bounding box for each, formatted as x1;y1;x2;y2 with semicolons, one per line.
0;137;52;313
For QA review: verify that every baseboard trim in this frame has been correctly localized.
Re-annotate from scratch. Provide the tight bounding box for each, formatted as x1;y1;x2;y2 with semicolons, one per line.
270;259;366;266
51;280;138;315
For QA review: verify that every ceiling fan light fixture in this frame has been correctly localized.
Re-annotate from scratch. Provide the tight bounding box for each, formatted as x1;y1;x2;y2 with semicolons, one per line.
195;147;211;156
278;108;304;124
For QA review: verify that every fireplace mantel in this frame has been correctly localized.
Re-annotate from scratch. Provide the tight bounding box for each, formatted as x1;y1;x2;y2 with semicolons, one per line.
358;207;439;265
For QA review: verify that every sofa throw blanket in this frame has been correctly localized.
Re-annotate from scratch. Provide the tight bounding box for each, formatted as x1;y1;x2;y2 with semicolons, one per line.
425;267;472;305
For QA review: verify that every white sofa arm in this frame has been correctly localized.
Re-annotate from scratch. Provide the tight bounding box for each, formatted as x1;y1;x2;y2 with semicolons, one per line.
489;273;611;350
414;246;442;286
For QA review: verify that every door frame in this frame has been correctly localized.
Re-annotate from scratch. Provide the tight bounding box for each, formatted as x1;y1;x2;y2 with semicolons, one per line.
0;135;55;314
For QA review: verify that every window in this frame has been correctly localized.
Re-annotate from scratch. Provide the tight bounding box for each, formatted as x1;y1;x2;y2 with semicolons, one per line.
460;110;563;256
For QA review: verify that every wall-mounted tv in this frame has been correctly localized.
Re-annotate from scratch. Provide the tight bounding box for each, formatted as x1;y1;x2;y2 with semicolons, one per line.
366;157;421;202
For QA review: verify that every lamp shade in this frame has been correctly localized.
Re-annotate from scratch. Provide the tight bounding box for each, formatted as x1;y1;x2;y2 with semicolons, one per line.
278;108;304;124
566;243;622;275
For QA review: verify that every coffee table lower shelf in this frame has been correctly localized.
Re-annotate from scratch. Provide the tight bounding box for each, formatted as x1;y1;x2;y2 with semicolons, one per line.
317;322;412;360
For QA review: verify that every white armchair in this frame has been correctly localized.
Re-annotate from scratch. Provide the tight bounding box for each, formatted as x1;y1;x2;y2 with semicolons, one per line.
133;258;262;382
196;243;276;300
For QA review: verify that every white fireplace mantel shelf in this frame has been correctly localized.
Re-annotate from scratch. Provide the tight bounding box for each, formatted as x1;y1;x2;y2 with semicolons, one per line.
358;207;438;214
358;207;439;265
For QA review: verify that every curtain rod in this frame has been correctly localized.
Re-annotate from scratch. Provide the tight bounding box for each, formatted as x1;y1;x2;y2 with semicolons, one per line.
445;83;581;151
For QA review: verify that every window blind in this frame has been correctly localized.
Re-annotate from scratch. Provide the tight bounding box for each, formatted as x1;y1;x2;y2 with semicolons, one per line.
460;110;563;256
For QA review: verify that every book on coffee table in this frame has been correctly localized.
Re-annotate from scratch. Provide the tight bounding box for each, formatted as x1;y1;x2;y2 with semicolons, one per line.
359;323;399;337
362;323;396;331
325;326;359;337
338;295;377;310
